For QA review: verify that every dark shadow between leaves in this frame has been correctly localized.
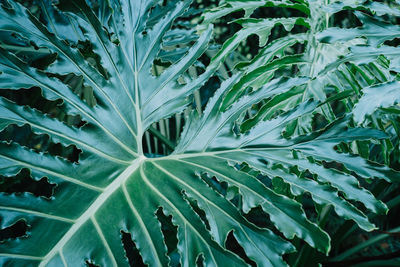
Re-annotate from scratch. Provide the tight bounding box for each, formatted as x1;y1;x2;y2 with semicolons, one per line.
0;219;29;242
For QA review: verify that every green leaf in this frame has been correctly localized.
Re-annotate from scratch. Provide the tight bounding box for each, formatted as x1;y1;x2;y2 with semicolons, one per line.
1;0;398;266
353;81;400;124
318;12;400;47
201;0;309;25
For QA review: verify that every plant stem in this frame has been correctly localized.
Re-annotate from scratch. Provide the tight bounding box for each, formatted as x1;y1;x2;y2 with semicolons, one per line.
318;204;332;228
330;225;400;262
148;126;176;151
387;194;400;209
324;250;400;266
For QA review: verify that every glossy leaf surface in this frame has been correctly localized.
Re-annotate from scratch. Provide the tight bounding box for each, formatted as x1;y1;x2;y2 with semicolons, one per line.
1;0;399;266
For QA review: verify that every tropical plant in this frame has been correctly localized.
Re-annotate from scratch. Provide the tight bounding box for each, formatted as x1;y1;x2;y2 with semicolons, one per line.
201;0;400;265
1;0;400;266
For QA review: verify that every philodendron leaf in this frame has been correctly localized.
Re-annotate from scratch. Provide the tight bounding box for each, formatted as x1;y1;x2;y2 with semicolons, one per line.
201;0;309;25
318;12;400;47
353;81;400;124
0;0;399;267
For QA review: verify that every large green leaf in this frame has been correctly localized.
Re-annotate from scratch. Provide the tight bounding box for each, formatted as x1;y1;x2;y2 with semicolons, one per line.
1;0;399;266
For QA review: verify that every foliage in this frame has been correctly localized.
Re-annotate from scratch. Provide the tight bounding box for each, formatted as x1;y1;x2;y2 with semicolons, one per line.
0;0;400;266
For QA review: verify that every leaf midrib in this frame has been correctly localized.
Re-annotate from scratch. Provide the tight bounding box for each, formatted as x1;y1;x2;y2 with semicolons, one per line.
73;2;138;131
38;157;144;266
139;164;220;266
150;161;273;265
6;13;139;146
0;153;103;192
0;59;138;157
0;115;131;165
